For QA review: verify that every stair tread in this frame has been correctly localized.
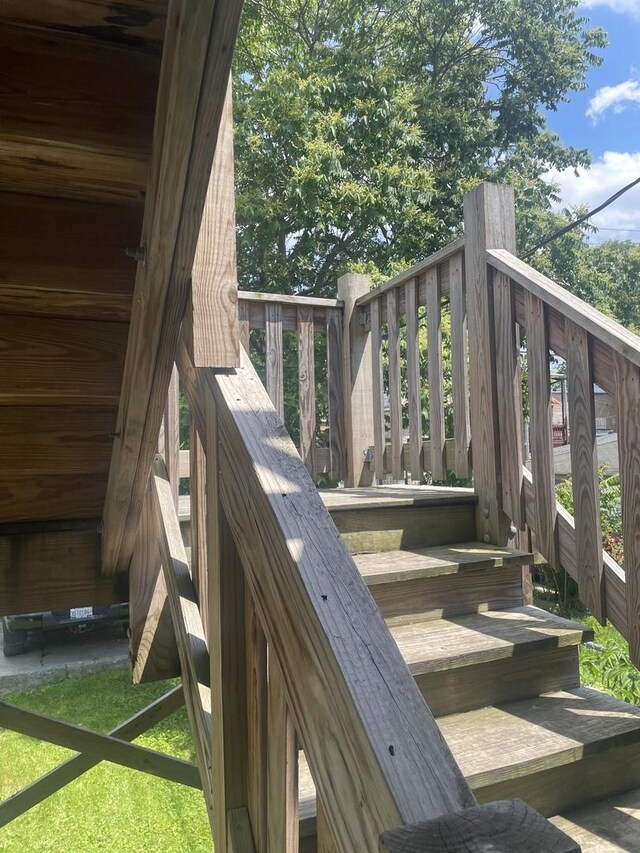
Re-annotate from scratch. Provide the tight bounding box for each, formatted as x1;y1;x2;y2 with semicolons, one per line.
390;606;591;675
354;541;534;584
438;687;640;790
318;485;476;512
551;788;640;851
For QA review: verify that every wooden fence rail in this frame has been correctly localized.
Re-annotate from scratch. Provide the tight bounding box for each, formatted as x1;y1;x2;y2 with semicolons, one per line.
355;238;471;484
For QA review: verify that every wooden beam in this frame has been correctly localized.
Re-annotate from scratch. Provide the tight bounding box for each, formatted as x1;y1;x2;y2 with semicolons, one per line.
101;0;244;575
203;350;474;850
266;303;284;419
297;307;317;477
405;278;422;484
566;320;605;623
150;457;215;825
0;686;184;828
327;307;346;481
0;524;117;618
493;270;524;529
614;353;640;666
246;587;269;853
205;392;249;853
267;659;299;852
337;273;374;488
189;81;239;367
449;252;471;479
426;267;446;481
463;183;515;544
370;298;386;483
130;483;180;684
387;288;403;482
0;698;200;788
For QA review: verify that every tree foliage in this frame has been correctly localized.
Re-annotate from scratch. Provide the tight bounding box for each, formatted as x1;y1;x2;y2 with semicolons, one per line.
234;0;606;295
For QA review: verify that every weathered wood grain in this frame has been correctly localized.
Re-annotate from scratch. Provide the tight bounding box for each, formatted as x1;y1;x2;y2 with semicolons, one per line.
246;588;269;853
0;2;166;52
463;183;515;543
426;267;446;481
566;320;605;623
266;303;284;419
493;270;524;528
387;288;404;482
327;307;346;481
525;291;558;568
297;307;316;476
239;301;251;351
267;659;299;853
449;252;471;479
0;523;116;617
405;279;423;483
190;81;238;367
164;365;180;509
130;485;180;684
102;0;244;574
371;298;386;482
205;392;249;853
355;238;465;309
489;248;640;372
204;351;475;850
0;193;139;321
190;423;208;629
380;800;580;853
337;273;374;488
0;315;127;405
0;473;107;524
614;352;640;666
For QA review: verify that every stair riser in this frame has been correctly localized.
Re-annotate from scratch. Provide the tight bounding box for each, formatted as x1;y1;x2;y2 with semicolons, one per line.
330;502;477;554
417;647;581;717
474;740;640;818
372;565;524;623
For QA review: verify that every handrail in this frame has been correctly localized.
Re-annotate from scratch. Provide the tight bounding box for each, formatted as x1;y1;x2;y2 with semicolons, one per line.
486;240;640;664
178;342;475;850
488;249;640;369
238;290;343;309
355;236;465;308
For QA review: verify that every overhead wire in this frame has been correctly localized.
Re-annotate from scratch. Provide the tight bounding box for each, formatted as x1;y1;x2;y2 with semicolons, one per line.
522;174;640;259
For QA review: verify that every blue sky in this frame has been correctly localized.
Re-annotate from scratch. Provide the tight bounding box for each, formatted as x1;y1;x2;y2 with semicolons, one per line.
544;0;640;241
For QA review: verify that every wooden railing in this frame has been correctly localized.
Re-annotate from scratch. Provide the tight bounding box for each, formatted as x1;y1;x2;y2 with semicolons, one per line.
355;238;471;485
238;290;346;481
486;246;639;660
174;341;477;851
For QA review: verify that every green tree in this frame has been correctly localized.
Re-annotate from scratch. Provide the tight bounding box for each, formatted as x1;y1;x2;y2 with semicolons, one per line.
233;0;606;295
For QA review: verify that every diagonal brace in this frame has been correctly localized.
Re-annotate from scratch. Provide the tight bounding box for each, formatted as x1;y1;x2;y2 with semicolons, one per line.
0;686;186;827
0;693;201;790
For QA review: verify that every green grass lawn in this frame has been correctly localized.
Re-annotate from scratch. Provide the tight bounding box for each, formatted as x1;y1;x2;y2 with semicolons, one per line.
577;614;640;704
0;667;212;852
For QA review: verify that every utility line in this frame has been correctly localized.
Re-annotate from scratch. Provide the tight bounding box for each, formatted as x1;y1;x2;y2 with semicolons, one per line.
522;174;640;259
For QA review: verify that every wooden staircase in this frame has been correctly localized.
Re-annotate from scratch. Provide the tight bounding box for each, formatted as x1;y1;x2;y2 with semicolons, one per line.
291;487;640;852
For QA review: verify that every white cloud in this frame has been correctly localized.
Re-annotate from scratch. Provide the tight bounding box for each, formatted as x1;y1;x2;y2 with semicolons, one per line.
547;151;640;242
579;0;640;18
586;79;640;121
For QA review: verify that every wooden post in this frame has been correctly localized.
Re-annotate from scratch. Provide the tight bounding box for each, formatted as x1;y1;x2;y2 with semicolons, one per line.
205;391;249;853
337;273;374;487
463;183;516;544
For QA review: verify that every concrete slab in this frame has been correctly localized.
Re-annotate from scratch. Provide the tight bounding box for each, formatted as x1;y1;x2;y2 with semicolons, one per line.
0;627;129;696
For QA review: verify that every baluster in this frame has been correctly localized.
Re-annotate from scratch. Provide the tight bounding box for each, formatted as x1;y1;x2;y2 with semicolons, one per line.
493;270;524;528
297;306;316;477
267;659;299;852
246;589;268;853
327;307;346;481
317;797;339;852
387;288;403;482
205;393;249;853
239;299;250;351
266;303;284;419
370;298;386;482
426;267;446;481
164;364;180;509
525;291;558;567
614;352;640;665
449;252;471;479
405;278;422;483
566;320;605;623
190;421;208;630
